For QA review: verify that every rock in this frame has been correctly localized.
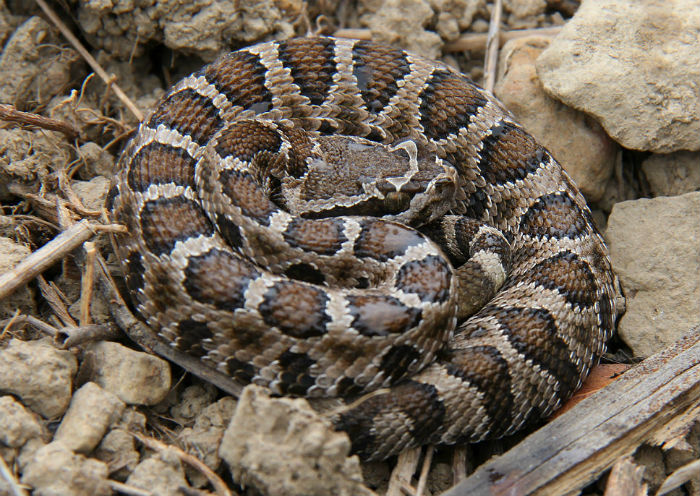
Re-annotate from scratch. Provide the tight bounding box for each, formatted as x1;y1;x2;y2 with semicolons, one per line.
0;338;77;418
536;0;700;153
170;383;218;424
360;0;442;59
126;448;190;495
84;341;171;405
429;0;485;41
220;385;375;496
495;36;617;201
0;396;44;448
0;237;36;319
21;442;111;496
504;0;547;29
72;176;111;212
0;16;83;108
94;429;140;479
178;396;236;487
77;0;301;61
54;382;125;454
606;192;700;356
0;129;67;201
77;142;115;180
642;152;700;197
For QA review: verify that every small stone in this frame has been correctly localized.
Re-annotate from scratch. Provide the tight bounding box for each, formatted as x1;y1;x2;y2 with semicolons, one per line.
606;192;700;356
537;0;700;152
0;338;77;418
0;237;36;318
71;176;111;212
495;36;617;202
178;396;236;487
642;151;700;197
94;429;140;479
0;396;44;448
54;382;125;454
84;341;171;405
77;142;115;179
21;442;111;496
170;383;218;424
220;385;375;496
126;448;190;495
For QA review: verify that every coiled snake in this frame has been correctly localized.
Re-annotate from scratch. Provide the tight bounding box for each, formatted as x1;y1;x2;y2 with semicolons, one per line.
107;36;622;460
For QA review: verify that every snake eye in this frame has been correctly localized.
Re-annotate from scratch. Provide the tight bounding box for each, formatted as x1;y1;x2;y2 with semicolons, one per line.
384;191;411;213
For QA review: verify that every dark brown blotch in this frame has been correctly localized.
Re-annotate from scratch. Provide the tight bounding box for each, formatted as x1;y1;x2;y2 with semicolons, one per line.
276;350;316;395
225;357;256;384
352;40;411;114
347;294;421;337
183;248;259;310
218;169;276;224
525;251;597;308
443;345;513;438
477;121;546;186
148;89;223;146
174;319;213;358
213;120;282;162
378;344;422;383
519;192;589;240
493;305;579;401
354;220;424;262
140;196;214;255
283;218;346;255
395;256;452;303
419;70;488;141
259;281;329;338
127;143;196;193
277;37;336;106
202;50;273;113
124;252;146;297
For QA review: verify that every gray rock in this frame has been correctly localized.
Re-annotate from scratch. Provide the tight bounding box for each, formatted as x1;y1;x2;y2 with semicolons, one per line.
495;36;617;202
71;176;111;212
220;385;375;496
53;382;125;454
77;142;115;180
21;442;111;496
0;236;36;318
85;341;171;406
642;152;700;197
606;192;700;356
126;448;190;495
537;0;700;153
0;338;77;418
94;428;140;479
0;396;44;448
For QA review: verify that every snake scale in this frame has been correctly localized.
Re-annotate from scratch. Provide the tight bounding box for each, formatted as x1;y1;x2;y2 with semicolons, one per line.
107;36;623;460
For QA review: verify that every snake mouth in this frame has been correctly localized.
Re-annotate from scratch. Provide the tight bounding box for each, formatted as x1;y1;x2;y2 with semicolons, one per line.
383;191;412;214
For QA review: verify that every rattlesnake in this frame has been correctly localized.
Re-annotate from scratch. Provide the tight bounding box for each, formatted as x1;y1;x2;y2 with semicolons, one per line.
107;36;623;460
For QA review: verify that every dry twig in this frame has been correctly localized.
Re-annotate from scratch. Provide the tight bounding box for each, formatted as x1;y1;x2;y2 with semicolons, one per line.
0;456;28;496
80;241;97;325
387;448;422;496
34;0;144;122
0;103;79;140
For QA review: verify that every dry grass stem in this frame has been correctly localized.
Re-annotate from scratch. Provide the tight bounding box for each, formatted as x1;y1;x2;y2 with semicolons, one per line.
80;241;97;325
483;0;503;92
37;275;78;327
107;480;154;496
0;103;79;140
387;448;421;496
0;456;28;496
445;26;562;52
451;446;468;484
0;314;61;338
415;446;434;496
57;323;120;348
34;0;144;122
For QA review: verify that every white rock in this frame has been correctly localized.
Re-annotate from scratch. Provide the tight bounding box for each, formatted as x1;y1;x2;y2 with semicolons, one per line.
53;382;125;454
126;448;190;495
537;0;700;153
85;341;171;405
495;36;617;202
220;385;375;496
0;338;77;418
606;192;700;356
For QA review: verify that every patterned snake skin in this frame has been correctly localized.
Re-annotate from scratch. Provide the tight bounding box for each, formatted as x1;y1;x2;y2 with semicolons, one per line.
107;36;623;460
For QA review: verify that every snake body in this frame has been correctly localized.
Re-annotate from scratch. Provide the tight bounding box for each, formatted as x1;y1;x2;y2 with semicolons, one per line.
108;36;622;460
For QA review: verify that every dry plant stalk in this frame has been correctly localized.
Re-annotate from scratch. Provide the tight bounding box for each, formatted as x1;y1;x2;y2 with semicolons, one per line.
0;103;79;139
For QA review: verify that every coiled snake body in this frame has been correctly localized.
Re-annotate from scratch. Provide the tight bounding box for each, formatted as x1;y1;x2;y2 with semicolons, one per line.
108;36;622;460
